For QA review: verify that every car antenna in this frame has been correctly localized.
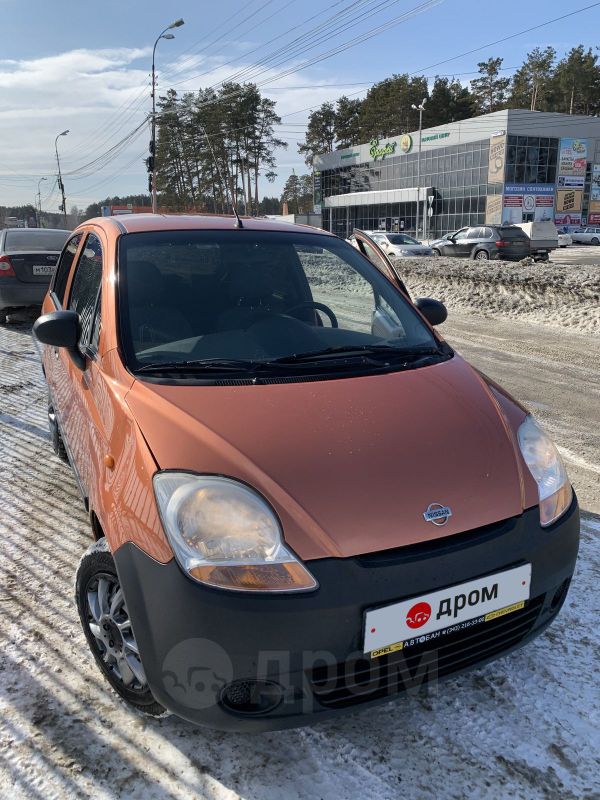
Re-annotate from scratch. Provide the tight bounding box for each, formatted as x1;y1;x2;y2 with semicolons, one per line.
200;124;243;228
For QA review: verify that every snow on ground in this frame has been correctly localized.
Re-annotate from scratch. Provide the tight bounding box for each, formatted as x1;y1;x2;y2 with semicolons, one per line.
0;308;599;798
389;255;600;336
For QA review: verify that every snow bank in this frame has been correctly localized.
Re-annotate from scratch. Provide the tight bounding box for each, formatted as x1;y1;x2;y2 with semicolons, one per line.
392;257;600;335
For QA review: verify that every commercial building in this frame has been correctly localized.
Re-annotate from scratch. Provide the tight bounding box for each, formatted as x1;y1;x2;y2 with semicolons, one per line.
313;110;600;239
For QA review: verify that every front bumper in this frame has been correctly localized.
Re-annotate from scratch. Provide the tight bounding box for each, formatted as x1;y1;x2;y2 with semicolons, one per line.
0;280;47;311
114;498;579;731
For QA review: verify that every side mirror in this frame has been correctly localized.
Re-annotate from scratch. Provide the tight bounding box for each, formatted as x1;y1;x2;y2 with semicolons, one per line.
33;310;86;370
415;297;447;326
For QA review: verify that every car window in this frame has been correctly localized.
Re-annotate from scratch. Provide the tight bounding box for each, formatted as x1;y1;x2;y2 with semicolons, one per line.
68;233;103;349
118;230;437;374
453;229;468;241
4;229;69;252
498;228;528;240
482;227;493;239
387;234;419;245
51;234;83;306
467;228;482;239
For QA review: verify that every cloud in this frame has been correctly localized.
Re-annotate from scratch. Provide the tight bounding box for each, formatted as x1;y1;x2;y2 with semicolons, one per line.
0;45;362;208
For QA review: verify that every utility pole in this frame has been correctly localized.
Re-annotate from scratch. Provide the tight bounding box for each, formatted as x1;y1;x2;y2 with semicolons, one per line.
55;130;69;226
36;177;47;227
411;99;426;241
150;18;185;213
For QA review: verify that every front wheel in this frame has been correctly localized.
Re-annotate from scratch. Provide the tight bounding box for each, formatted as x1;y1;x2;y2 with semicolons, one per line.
473;249;489;261
431;248;441;256
591;237;599;245
75;538;167;717
48;395;68;462
0;310;7;324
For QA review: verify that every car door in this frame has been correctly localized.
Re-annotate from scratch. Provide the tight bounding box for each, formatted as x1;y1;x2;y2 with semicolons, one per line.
440;228;468;256
352;230;409;295
58;232;104;499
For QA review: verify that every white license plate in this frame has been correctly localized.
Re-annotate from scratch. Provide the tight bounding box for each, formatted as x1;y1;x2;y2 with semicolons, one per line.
364;564;531;658
33;265;55;276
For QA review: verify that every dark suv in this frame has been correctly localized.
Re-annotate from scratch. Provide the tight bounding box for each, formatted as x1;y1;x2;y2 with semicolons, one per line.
430;225;530;261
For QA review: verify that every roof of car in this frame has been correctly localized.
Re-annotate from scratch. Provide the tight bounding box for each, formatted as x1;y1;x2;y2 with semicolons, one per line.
82;213;333;236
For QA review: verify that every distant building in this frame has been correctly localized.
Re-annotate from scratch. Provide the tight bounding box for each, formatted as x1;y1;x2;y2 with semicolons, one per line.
314;110;600;237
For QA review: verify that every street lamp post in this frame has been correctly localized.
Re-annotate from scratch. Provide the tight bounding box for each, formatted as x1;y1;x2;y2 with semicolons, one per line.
151;18;184;214
55;130;69;225
36;177;47;227
411;99;426;241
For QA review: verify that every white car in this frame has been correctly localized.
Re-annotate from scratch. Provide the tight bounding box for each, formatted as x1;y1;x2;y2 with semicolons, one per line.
557;232;572;248
364;231;433;257
571;227;600;245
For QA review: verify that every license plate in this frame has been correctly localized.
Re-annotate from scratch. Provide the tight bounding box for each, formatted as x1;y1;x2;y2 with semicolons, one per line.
33;265;56;276
364;564;531;658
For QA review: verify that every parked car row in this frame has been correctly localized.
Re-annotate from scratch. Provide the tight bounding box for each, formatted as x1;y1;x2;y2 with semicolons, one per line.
571;226;600;245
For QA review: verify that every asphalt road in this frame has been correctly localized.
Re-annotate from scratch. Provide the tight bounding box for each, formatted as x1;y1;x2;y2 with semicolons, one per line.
444;312;600;516
551;244;600;266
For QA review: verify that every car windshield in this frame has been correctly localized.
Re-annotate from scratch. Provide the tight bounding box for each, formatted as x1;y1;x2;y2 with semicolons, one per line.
385;234;420;245
118;229;440;378
4;229;69;252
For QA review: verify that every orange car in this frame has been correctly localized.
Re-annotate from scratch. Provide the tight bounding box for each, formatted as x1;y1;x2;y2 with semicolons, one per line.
33;215;579;731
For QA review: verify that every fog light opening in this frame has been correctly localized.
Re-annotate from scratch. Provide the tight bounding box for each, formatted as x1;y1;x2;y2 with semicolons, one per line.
220;679;283;715
550;578;571;610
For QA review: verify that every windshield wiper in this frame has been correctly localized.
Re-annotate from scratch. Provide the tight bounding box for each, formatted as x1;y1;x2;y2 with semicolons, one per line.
135;358;261;374
270;344;442;364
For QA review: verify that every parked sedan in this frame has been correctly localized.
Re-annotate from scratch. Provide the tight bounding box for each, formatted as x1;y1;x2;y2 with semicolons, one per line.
0;227;70;322
557;232;572;248
367;232;433;257
571;227;600;245
33;215;578;731
430;225;530;261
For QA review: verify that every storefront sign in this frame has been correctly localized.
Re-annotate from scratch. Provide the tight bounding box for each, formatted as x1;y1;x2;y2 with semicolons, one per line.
588;164;600;224
422;132;450;143
558;138;588;177
556;189;583;213
502;184;555;223
340;152;360;160
488;133;506;184
557;175;585;189
400;134;413;154
313;170;322;213
555;212;582;227
369;138;397;160
485;195;503;224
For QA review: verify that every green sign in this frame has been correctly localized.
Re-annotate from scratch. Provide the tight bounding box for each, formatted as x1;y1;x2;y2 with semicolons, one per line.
422;131;450;144
340;151;360;160
369;138;397;160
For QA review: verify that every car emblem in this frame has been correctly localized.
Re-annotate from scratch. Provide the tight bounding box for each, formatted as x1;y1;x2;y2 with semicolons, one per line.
423;503;452;526
46;255;57;261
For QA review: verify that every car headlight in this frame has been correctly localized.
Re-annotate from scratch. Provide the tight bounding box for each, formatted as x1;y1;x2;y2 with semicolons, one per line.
153;473;318;592
517;416;572;527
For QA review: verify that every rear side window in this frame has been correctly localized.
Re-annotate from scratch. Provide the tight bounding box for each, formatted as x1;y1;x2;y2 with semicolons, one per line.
498;228;528;240
68;233;103;347
52;234;83;306
4;229;69;252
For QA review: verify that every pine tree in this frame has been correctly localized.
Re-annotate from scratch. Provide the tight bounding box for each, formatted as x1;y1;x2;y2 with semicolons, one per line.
554;46;600;115
470;58;510;113
424;77;477;126
298;102;336;167
509;47;556;111
334;96;362;148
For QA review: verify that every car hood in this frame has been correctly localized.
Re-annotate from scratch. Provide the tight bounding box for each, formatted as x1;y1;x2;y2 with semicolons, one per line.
391;244;431;253
126;355;534;561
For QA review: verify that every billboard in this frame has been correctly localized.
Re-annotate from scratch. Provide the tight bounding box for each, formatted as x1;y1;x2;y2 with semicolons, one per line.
502;184;555;223
485;194;503;224
556;189;583;214
588;164;600;225
558;138;587;177
488;134;506;184
313;170;322;214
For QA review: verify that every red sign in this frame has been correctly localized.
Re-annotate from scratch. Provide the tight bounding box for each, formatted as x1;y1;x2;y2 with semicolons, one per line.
406;602;432;629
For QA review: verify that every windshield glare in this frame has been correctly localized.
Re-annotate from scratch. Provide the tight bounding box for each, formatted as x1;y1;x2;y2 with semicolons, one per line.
4;229;69;252
119;230;437;375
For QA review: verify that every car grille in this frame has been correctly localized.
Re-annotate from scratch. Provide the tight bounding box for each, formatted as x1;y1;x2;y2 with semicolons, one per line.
309;594;544;709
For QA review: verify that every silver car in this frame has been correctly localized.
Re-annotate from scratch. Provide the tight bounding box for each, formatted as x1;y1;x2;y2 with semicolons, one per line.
571;227;600;245
0;228;70;322
366;231;433;257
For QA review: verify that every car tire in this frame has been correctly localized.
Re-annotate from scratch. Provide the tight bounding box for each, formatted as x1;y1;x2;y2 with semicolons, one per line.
76;538;168;718
591;237;599;245
473;249;489;261
431;248;441;256
48;396;68;462
0;310;7;324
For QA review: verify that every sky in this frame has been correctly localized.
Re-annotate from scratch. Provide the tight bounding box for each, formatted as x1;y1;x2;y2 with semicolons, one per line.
0;0;598;212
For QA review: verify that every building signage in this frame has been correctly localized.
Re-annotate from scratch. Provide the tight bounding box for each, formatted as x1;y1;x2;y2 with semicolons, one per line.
485;194;503;224
340;152;360;160
422;132;450;144
588;164;600;225
400;134;413;154
488;133;506;184
313;170;322;213
556;189;583;214
369;138;397;160
502;184;555;223
557;175;585;189
558;138;588;177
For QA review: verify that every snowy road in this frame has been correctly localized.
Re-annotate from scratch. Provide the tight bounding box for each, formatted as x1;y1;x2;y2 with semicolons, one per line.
0;315;598;800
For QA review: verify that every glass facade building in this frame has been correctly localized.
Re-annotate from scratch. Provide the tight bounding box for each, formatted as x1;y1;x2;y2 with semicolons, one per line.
313;110;600;239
